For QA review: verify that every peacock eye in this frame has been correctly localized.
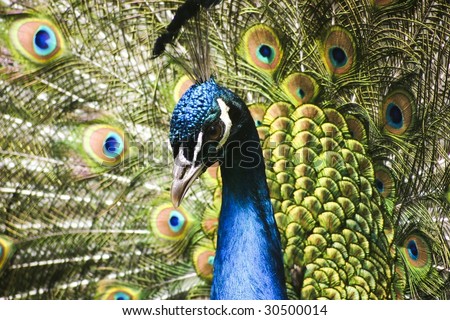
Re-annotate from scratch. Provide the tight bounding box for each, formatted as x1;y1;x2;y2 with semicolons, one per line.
239;24;283;73
402;235;430;270
151;204;191;241
280;73;319;106
193;246;216;281
97;283;142;300
322;26;355;75
83;124;127;167
380;90;414;135
9;18;64;64
206;123;223;141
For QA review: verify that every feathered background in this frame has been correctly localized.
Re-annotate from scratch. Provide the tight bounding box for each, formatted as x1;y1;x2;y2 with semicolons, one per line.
0;0;449;300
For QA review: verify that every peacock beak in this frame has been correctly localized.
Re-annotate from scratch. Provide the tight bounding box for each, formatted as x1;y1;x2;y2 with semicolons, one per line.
171;150;206;207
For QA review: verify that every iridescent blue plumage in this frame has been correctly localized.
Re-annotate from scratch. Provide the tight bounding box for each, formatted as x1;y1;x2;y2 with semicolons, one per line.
169;78;287;299
170;78;234;144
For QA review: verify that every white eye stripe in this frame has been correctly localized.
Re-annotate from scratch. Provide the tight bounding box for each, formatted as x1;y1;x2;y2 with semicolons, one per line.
192;131;203;163
216;98;232;149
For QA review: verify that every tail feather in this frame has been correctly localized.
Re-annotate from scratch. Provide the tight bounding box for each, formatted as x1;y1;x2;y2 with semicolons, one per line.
1;0;450;300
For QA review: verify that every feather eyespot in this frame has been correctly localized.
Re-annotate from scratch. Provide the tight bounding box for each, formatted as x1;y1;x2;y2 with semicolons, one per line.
9;18;64;64
150;204;191;241
193;246;215;281
401;235;431;270
380;90;414;135
374;166;395;198
322;27;355;75
83;125;127;167
97;282;141;300
239;24;283;74
281;73;319;106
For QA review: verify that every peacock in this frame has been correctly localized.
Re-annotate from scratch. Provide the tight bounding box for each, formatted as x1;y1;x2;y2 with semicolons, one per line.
1;0;449;300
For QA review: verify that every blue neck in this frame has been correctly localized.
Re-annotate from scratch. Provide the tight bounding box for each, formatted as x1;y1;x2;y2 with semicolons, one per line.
210;129;287;299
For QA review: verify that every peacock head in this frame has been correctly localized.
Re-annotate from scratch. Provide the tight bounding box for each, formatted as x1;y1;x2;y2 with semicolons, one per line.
169;78;248;206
